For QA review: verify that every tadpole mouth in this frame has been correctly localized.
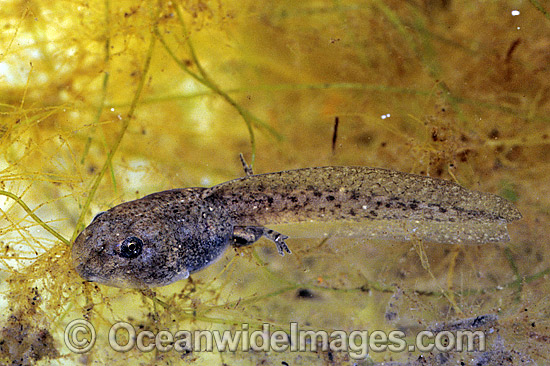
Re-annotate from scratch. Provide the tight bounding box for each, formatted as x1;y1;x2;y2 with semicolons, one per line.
71;230;96;281
71;250;91;281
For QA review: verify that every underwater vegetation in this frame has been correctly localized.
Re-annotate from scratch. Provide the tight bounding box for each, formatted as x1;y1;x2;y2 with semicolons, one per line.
0;0;549;364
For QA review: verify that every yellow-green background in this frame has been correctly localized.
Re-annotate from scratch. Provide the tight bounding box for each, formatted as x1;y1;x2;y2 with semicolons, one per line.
0;0;549;364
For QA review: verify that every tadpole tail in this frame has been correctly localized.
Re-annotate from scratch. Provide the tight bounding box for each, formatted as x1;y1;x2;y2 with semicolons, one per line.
206;166;521;244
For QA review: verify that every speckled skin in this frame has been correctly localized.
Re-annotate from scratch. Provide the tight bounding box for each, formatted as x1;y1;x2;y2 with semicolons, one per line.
210;167;521;224
71;166;522;288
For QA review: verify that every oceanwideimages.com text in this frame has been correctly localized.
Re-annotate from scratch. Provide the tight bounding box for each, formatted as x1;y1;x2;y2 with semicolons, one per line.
65;320;487;359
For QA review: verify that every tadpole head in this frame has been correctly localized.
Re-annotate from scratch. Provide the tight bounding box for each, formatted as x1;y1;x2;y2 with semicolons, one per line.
71;201;191;288
71;189;234;288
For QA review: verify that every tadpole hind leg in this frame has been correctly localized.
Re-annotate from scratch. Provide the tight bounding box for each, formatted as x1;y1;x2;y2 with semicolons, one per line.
239;153;254;176
232;226;291;256
232;226;264;247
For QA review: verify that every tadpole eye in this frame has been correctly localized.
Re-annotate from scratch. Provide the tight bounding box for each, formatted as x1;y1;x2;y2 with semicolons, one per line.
118;236;143;259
